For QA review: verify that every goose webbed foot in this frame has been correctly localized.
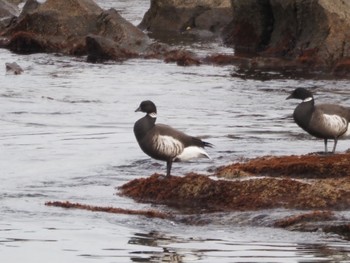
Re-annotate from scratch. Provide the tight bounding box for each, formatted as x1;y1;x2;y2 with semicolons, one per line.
157;174;169;180
320;151;333;156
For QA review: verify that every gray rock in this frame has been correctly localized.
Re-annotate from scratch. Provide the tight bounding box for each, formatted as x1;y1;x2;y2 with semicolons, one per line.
2;0;152;61
0;0;209;65
139;0;233;39
5;61;23;74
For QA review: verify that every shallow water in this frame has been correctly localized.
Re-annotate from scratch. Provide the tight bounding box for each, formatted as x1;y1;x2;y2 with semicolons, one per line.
1;1;350;262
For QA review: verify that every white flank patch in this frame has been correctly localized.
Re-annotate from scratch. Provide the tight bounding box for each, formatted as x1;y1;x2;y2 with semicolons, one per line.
322;114;348;136
154;135;183;157
148;112;157;118
175;146;210;161
303;97;313;102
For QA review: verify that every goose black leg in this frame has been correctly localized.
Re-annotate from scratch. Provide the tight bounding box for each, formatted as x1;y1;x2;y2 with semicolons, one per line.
324;138;328;154
166;160;172;177
332;138;338;153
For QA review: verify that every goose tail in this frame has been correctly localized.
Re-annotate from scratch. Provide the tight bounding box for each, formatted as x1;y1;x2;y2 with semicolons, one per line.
203;141;214;148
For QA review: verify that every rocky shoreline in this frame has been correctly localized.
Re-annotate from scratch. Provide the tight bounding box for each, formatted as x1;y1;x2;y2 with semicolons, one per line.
2;0;350;76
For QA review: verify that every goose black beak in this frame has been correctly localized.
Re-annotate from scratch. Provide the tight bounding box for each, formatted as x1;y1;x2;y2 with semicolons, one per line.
286;94;293;100
135;106;141;112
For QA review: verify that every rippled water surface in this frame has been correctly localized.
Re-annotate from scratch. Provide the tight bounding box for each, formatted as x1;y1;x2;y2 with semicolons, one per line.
1;1;350;262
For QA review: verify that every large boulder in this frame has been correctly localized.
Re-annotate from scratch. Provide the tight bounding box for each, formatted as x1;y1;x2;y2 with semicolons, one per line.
0;1;139;58
223;0;350;75
0;0;199;65
139;0;233;39
2;0;103;54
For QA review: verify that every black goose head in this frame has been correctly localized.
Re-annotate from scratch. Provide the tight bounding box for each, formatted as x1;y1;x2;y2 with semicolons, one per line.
286;88;314;101
135;100;157;116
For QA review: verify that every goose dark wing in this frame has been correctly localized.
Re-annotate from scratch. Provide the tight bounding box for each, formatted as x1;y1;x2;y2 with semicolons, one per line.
156;124;211;148
317;104;350;120
310;104;350;138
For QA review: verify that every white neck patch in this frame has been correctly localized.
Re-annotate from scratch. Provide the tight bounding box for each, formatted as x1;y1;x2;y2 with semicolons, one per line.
303;97;313;102
148;112;157;118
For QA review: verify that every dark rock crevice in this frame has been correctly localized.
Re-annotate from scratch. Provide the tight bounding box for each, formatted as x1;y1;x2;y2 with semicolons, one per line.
223;0;274;54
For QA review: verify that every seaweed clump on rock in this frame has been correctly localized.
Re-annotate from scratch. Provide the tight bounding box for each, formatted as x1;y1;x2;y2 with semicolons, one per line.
119;152;350;212
118;153;350;239
120;173;306;212
215;153;350;179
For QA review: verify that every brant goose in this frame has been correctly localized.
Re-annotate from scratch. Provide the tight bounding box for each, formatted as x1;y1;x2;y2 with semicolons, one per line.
286;87;350;153
133;100;213;176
